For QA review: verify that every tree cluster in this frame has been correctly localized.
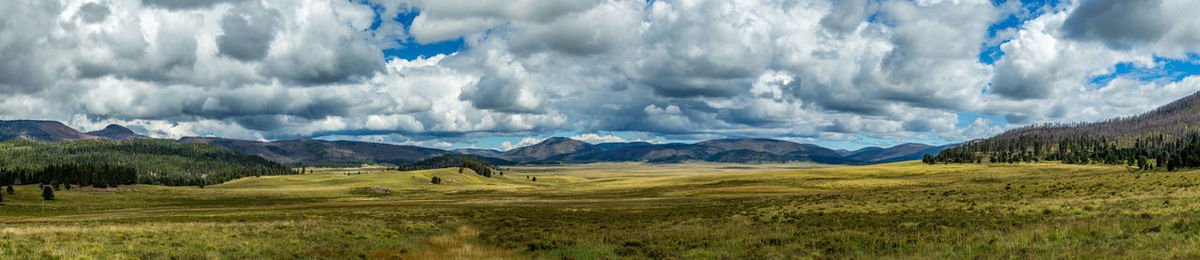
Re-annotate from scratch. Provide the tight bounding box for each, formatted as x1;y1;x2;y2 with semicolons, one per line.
459;161;494;177
403;154;501;178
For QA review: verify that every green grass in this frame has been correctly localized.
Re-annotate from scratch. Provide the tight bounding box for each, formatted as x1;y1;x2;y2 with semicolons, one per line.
3;161;1200;258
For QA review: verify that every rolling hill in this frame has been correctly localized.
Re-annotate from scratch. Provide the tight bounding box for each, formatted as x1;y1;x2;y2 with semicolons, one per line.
403;153;514;171
496;137;603;162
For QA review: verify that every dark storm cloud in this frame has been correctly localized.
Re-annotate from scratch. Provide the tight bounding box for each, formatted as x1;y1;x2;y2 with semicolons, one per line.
0;0;61;94
990;63;1054;100
179;91;356;121
217;9;279;61
260;36;384;84
459;74;538;113
77;3;110;23
1062;0;1167;50
232;115;290;131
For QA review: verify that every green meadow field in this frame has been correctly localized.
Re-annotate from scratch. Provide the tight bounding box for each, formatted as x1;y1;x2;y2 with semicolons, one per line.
3;161;1200;259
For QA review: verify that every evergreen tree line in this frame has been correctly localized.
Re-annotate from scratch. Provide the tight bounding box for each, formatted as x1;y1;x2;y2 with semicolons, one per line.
0;139;297;186
403;154;503;178
0;164;135;188
459;161;495;177
927;132;1200;171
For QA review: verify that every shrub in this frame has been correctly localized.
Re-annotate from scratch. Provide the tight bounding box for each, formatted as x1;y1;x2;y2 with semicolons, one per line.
532;177;537;182
42;186;54;200
6;185;12;194
350;187;391;196
431;176;442;184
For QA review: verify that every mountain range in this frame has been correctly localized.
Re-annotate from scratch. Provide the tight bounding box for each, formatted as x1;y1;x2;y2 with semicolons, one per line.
460;137;954;165
0;119;955;166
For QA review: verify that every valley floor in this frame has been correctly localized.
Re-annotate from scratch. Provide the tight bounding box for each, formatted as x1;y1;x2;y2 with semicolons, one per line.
2;161;1200;258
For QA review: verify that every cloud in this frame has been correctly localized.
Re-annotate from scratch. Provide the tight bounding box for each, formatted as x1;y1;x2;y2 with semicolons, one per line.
217;2;279;61
3;0;1200;151
500;137;542;151
260;1;384;84
77;2;111;23
821;0;873;33
1062;0;1167;50
139;0;240;10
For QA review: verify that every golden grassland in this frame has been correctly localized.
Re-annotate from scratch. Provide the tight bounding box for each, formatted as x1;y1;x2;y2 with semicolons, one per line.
3;161;1200;258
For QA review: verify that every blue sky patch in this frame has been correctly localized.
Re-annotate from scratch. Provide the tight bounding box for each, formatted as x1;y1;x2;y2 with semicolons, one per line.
980;0;1063;65
1090;54;1200;87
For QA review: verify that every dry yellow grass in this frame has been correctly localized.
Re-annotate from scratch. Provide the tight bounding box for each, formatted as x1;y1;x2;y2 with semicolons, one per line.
4;161;1200;258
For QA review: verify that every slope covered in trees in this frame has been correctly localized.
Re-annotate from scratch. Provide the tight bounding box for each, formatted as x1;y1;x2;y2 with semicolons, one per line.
0;139;293;186
929;91;1200;171
402;154;507;177
993;91;1200;144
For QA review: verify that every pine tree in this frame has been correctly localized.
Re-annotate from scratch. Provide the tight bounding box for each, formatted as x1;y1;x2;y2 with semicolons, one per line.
42;186;54;201
531;177;537;182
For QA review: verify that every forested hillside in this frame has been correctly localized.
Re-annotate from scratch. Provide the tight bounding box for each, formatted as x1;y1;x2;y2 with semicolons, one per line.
929;91;1200;171
402;154;508;177
0;139;294;187
992;91;1200;144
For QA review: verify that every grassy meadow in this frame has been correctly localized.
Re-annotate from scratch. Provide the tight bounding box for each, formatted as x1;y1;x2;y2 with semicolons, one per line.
2;161;1200;258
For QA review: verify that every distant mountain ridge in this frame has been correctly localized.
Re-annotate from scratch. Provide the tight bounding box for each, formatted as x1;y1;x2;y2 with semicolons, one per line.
0;120;102;141
178;137;446;167
845;143;957;163
0;119;953;166
488;137;951;165
496;137;603;162
451;148;504;158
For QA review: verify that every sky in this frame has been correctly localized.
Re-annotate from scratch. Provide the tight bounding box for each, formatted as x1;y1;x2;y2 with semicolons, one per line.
2;0;1200;151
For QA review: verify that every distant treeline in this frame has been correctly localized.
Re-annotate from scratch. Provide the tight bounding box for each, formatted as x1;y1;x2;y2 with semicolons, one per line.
0;164;135;188
402;154;503;177
927;132;1200;171
0;139;296;186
